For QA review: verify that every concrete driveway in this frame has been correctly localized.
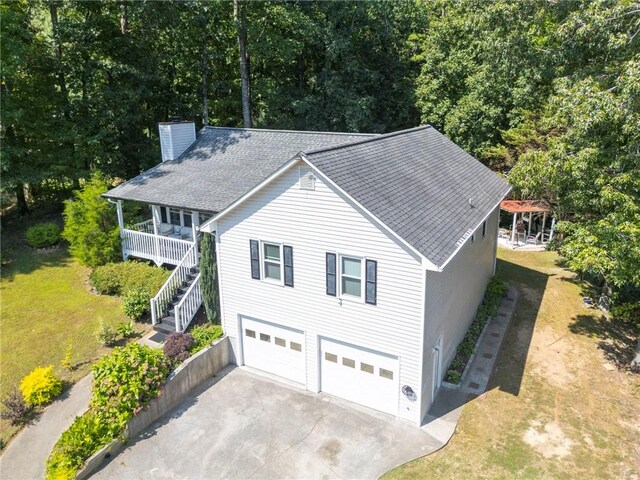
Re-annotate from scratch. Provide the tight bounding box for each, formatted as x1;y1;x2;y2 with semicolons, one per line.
92;367;443;479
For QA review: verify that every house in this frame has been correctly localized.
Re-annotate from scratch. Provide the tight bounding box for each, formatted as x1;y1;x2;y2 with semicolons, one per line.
104;122;511;425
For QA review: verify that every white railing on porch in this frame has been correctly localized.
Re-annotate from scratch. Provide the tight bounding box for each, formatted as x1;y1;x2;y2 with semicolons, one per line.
174;273;201;332
122;229;193;266
150;243;199;329
129;219;154;234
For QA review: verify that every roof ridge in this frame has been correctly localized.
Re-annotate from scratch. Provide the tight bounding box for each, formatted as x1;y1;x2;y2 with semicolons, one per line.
301;125;433;156
203;125;377;137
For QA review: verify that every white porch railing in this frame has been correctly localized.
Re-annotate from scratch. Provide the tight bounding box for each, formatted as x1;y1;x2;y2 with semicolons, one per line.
174;273;201;332
150;243;199;328
122;229;193;266
129;219;154;234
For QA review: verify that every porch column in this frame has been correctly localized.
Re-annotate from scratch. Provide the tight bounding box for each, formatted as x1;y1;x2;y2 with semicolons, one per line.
116;200;124;233
527;212;532;238
549;216;556;241
151;205;161;235
192;212;199;256
510;212;517;245
541;212;547;240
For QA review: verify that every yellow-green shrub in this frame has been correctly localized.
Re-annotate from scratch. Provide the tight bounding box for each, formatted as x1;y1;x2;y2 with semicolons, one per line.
20;366;63;406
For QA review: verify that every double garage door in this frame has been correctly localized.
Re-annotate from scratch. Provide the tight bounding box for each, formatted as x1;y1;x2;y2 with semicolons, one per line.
241;318;399;416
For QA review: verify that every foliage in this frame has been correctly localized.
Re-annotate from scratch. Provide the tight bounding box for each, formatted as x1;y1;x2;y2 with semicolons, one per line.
61;344;73;371
189;323;224;354
25;222;61;248
47;343;169;479
94;319;118;347
90;261;169;297
611;303;640;331
444;276;507;384
0;388;32;425
19;366;63;406
200;233;220;323
122;288;150;320
116;321;135;338
62;174;121;268
46;412;117;480
164;332;195;365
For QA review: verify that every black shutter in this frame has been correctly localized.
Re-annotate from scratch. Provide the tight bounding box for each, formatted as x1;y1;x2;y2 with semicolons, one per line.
250;240;260;279
365;259;377;305
283;245;294;287
326;253;336;296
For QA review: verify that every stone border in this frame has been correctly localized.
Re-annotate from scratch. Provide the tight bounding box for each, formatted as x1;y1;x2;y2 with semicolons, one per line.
75;336;231;480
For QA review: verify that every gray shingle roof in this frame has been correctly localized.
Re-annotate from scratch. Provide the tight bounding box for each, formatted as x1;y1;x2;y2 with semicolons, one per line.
302;125;511;268
104;127;375;212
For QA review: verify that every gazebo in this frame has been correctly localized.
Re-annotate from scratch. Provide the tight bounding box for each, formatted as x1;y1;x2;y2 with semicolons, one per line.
499;200;554;247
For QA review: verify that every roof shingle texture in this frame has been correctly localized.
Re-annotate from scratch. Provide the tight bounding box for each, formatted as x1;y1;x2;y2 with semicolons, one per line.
304;126;511;268
104;127;375;213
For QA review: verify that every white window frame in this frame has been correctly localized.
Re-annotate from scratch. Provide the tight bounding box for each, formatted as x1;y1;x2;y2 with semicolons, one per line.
338;254;364;301
261;241;284;285
163;207;196;229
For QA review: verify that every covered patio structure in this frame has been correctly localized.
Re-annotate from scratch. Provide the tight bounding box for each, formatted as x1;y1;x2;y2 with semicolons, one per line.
499;200;554;249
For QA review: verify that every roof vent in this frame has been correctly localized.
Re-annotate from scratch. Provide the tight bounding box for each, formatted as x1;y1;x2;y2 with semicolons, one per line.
468;198;475;208
158;121;196;162
299;166;315;191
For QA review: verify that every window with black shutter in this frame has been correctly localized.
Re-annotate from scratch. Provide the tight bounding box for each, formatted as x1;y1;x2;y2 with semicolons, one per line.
250;240;260;279
326;253;336;296
283;245;294;287
365;259;377;305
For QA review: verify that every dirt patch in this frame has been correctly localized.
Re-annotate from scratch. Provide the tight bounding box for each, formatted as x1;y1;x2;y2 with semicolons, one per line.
527;327;576;386
523;420;574;458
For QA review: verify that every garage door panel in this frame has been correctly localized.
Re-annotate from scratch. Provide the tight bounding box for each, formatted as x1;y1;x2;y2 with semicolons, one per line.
241;318;305;384
320;338;398;416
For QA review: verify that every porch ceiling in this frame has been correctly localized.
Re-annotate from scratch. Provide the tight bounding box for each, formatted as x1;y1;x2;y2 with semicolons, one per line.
500;200;551;214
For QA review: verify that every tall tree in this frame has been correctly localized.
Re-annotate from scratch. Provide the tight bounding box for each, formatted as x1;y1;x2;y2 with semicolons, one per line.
234;0;252;127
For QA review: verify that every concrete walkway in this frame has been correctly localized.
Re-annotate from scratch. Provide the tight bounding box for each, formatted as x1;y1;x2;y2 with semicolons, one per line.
0;374;92;480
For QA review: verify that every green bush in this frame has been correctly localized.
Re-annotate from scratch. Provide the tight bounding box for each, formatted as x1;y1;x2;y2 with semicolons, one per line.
46;344;170;480
122;288;150;320
116;321;135;338
189;323;224;354
20;366;63;406
62;173;121;268
611;302;640;330
90;261;169;296
25;222;61;248
94;320;118;347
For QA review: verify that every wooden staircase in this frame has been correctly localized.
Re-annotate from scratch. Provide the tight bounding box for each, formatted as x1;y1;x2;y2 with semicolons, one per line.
153;266;200;334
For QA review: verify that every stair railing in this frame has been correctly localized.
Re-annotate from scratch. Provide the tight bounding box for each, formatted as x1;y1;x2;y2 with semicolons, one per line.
150;243;198;325
174;273;202;332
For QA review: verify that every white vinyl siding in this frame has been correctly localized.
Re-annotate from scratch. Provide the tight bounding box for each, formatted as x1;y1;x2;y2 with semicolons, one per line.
420;205;500;421
158;123;196;162
217;160;425;424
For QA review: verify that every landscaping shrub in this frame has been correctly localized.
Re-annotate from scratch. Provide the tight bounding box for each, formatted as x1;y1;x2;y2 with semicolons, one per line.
47;344;170;480
611;302;640;330
200;233;220;323
0;388;32;425
190;323;223;354
164;332;195;364
20;366;63;406
94;319;118;347
116;320;135;338
90;261;169;296
62;173;121;267
122;288;150;320
25;222;61;248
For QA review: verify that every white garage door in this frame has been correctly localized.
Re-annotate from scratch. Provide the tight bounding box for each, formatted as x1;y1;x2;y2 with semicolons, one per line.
320;338;398;416
241;318;306;384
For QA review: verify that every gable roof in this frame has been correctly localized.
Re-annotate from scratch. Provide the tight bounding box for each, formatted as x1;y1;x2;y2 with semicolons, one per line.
301;126;511;268
104;126;375;212
208;125;510;270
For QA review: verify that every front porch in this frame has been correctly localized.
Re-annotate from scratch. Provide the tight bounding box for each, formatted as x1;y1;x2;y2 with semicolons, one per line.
114;201;214;267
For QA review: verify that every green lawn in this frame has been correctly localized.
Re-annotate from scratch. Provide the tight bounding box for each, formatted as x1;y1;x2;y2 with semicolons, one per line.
0;244;132;446
385;248;640;480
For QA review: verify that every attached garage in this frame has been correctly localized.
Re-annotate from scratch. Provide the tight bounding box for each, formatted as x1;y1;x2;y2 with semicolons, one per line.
319;338;399;416
241;318;306;384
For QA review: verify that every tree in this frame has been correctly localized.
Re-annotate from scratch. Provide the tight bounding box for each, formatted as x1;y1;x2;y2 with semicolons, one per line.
62;173;121;267
234;0;252;127
199;232;220;324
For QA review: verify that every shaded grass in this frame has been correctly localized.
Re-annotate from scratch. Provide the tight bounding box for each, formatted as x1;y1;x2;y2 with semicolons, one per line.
384;248;640;480
0;246;132;447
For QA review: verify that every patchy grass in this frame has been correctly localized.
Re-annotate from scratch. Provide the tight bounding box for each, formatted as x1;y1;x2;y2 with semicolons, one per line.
0;216;146;448
384;248;640;480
